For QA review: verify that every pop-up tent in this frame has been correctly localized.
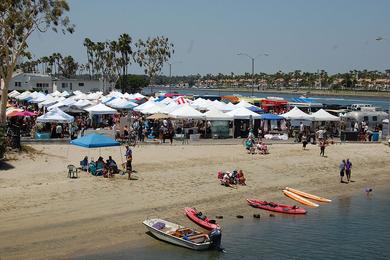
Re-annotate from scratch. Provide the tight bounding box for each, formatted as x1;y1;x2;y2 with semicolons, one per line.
280;106;313;120
311;109;340;121
259;114;284;120
204;108;233;121
85;103;117;115
169;104;205;119
70;133;120;148
226;107;261;119
36;107;74;123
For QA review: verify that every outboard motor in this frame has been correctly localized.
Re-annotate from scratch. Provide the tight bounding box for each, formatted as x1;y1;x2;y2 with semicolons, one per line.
209;228;223;251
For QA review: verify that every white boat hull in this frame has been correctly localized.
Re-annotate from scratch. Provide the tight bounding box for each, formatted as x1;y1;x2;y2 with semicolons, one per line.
143;219;211;251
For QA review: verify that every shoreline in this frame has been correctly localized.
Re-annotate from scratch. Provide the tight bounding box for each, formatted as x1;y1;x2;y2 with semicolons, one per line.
1;142;389;259
69;182;390;259
162;87;390;98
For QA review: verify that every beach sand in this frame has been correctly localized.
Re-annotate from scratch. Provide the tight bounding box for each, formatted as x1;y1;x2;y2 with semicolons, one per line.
1;142;389;259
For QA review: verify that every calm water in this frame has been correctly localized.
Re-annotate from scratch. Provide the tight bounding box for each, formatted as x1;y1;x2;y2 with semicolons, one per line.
143;87;390;110
78;188;390;260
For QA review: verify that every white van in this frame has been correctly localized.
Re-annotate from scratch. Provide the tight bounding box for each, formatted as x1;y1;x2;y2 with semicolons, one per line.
350;104;373;111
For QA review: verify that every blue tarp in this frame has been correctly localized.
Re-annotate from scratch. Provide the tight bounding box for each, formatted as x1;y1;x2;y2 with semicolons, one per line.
260;114;284;120
70;133;120;148
154;96;166;102
247;106;264;114
103;96;116;104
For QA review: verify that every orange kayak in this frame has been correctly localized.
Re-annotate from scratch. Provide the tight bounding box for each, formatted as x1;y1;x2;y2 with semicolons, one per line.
283;190;319;207
285;187;332;203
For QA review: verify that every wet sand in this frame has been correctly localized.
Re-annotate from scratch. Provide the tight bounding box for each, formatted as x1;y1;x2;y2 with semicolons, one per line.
0;142;389;259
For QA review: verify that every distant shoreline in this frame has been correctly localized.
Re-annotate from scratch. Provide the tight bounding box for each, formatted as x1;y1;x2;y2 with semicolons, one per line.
158;87;390;98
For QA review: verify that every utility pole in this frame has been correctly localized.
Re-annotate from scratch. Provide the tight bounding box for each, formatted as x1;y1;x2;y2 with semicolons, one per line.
237;52;269;97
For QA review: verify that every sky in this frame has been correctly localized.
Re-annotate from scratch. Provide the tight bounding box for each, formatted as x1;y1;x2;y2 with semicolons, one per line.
28;0;390;76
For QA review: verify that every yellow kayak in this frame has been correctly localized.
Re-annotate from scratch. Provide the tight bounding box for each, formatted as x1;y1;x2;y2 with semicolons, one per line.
285;187;332;203
283;190;319;208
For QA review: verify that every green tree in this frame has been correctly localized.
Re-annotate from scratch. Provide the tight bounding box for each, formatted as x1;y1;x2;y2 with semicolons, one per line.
135;36;174;93
0;0;74;122
115;74;150;93
60;55;78;78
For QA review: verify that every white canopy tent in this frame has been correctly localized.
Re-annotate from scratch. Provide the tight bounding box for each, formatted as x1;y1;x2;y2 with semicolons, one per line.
73;99;92;108
15;91;32;100
133;100;155;112
281;106;314;121
85;103;117;115
204;108;233;121
107;98;138;110
36;107;74;123
160;102;180;114
235;100;253;108
226;107;261;119
9;90;21;98
311;109;340;121
141;103;166;114
169;104;205;119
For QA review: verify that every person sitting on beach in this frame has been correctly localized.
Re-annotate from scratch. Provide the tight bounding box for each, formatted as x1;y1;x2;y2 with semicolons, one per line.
259;142;269;154
96;157;106;176
237;170;246;185
221;173;230;186
217;171;224;180
245;138;255;154
80;156;88;171
106;156;118;174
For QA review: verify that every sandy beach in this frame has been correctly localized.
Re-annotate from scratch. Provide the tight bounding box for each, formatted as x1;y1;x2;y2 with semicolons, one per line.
1;141;390;259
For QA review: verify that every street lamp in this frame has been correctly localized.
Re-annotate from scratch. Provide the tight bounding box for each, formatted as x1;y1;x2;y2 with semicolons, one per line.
237;52;269;97
168;61;182;93
376;36;390;138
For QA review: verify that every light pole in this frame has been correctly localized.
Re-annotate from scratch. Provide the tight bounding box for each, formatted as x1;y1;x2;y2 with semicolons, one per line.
168;61;182;93
376;36;390;138
237;52;269;97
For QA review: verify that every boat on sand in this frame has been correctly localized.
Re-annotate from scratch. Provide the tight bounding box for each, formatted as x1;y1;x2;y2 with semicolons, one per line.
185;207;220;230
247;199;307;214
285;187;332;203
283;190;319;207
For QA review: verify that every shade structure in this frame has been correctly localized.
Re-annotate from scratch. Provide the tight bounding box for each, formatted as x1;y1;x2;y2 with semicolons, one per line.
280;106;313;120
169;104;205;119
15;91;32;100
133;100;155;112
141;103;166;114
73;99;92;108
7;110;37;117
70;133;120;148
36;107;74;123
204;108;233;121
146;113;171;120
235;100;253;108
8;90;20;98
85;103;117;115
311;109;340;121
107;98;138;109
160;102;180;114
259;114;284;120
226;107;261;119
247;105;264;114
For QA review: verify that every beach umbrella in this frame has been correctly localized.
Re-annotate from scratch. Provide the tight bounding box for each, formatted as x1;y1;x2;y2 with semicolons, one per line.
7;110;37;117
146;113;171;120
70;133;120;148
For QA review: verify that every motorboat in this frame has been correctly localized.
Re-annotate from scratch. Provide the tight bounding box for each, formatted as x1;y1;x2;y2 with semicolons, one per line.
143;218;222;251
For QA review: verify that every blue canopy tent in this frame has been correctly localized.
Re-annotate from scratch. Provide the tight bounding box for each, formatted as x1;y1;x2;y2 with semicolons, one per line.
70;133;120;148
260;114;284;120
70;133;123;176
247;106;264;114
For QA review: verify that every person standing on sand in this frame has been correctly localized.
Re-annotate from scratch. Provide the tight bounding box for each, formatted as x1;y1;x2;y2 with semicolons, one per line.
345;159;352;182
319;140;326;157
125;145;133;180
339;159;346;183
302;134;308;150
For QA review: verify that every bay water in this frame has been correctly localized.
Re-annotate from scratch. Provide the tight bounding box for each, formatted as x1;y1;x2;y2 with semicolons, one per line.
78;188;390;260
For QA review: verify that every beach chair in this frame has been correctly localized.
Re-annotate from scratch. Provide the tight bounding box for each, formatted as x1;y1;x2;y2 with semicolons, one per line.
67;164;78;178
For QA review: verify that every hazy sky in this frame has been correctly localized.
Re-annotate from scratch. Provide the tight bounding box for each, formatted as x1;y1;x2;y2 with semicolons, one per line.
28;0;390;76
